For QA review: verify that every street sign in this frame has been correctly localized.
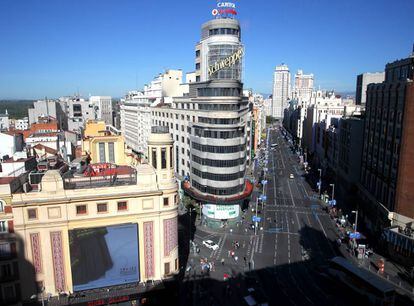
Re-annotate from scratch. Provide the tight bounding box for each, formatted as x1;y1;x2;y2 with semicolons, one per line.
252;216;262;222
349;232;361;239
261;180;268;185
259;195;267;201
328;199;336;206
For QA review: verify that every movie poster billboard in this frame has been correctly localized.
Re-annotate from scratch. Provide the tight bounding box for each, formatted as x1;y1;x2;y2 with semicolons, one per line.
69;223;139;291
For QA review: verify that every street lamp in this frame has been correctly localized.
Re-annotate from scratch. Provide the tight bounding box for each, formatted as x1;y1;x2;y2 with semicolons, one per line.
318;168;322;197
351;209;359;233
330;183;335;201
188;207;196;251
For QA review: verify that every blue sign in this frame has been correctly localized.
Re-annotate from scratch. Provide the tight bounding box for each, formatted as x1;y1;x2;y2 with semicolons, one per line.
349;232;361;239
261;180;268;185
316;181;321;188
252;216;262;222
260;195;267;201
329;199;336;206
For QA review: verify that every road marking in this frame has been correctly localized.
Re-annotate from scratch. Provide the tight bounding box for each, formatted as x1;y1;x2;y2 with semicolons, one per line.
211;235;223;258
258;234;264;254
287;179;296;207
213;234;226;260
286;212;291;264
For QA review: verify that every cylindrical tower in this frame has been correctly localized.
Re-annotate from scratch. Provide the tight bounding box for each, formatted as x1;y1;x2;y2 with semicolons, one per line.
184;8;253;228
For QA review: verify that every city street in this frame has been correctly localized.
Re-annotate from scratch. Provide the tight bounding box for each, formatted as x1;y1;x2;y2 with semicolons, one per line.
180;127;365;306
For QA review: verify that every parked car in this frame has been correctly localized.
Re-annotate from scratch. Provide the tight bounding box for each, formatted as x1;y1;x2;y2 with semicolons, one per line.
289;173;294;179
202;239;219;250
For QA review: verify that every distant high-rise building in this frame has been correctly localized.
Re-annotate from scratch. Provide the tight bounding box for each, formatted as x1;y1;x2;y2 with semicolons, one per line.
355;72;385;105
292;70;314;101
359;49;414;231
89;96;113;125
272;64;290;119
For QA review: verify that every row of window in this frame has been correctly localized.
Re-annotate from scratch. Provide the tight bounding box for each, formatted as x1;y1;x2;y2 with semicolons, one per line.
192;168;244;181
26;198;173;220
209;28;239;36
192;142;245;153
197;87;241;97
194;127;244;139
198;117;240;125
150;147;172;169
198;103;239;111
192;155;245;168
192;180;244;196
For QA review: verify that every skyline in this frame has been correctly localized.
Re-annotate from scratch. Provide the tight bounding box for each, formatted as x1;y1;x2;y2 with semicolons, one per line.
0;0;413;99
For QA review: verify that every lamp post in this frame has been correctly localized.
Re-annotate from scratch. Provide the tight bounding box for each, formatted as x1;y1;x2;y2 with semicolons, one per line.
352;209;359;233
188;207;196;251
330;183;335;201
318;168;322;197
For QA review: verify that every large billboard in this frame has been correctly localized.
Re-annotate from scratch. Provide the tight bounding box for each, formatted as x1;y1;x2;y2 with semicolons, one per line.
202;204;240;219
69;223;139;291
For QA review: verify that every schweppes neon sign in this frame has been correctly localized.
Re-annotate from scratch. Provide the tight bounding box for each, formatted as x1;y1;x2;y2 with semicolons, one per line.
208;48;244;76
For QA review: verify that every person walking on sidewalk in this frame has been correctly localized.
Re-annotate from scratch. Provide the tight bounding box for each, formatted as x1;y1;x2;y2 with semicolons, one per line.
221;258;225;265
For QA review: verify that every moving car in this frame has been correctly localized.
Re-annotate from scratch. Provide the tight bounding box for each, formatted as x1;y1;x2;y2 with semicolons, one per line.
202;239;219;250
289;173;294;179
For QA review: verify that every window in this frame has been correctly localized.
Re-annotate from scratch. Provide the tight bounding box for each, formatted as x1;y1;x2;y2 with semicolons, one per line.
27;208;37;220
170;147;173;167
97;203;108;213
117;201;128;211
99;142;106;162
161;148;167;169
163;198;169;207
0;200;4;212
108;142;115;163
181;136;184;143
164;262;170;275
76;205;87;215
195;63;200;70
0;243;11;258
0;221;7;233
175;258;179;270
152;148;157;169
182;159;184;165
195;50;200;58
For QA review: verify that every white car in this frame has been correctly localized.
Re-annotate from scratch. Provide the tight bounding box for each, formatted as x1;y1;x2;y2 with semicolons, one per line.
289;173;294;179
202;239;219;250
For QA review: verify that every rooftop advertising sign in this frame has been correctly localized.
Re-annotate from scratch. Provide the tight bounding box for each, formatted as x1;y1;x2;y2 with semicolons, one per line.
212;1;237;17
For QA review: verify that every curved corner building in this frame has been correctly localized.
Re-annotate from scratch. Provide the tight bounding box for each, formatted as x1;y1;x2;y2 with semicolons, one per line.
180;16;253;228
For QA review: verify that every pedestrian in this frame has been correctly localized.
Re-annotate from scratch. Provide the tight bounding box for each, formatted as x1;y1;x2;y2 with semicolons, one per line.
228;250;231;257
235;256;238;261
221;258;225;265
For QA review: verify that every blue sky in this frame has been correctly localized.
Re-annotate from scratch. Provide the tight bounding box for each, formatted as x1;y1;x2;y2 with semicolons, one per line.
0;0;413;99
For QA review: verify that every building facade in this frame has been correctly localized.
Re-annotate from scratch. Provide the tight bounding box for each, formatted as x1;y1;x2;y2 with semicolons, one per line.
359;51;414;232
8;129;178;303
89;96;113;125
272;64;290;119
291;69;314;101
355;72;385;106
151;16;252;228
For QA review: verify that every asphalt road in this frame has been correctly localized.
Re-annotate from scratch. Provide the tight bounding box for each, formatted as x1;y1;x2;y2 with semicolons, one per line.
182;126;364;306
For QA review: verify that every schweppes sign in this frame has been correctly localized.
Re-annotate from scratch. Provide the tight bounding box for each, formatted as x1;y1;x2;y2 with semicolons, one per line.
208;48;244;76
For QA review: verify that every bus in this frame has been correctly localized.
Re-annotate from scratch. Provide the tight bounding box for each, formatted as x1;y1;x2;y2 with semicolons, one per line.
328;257;396;306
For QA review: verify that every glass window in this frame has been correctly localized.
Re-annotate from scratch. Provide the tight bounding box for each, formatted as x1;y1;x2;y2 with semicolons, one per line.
0;221;7;233
152;148;157;169
99;142;106;162
76;205;87;215
108;142;115;163
165;262;170;275
28;208;37;220
97;203;107;213
161;148;167;169
117;201;128;211
163;198;169;207
170;147;173;168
